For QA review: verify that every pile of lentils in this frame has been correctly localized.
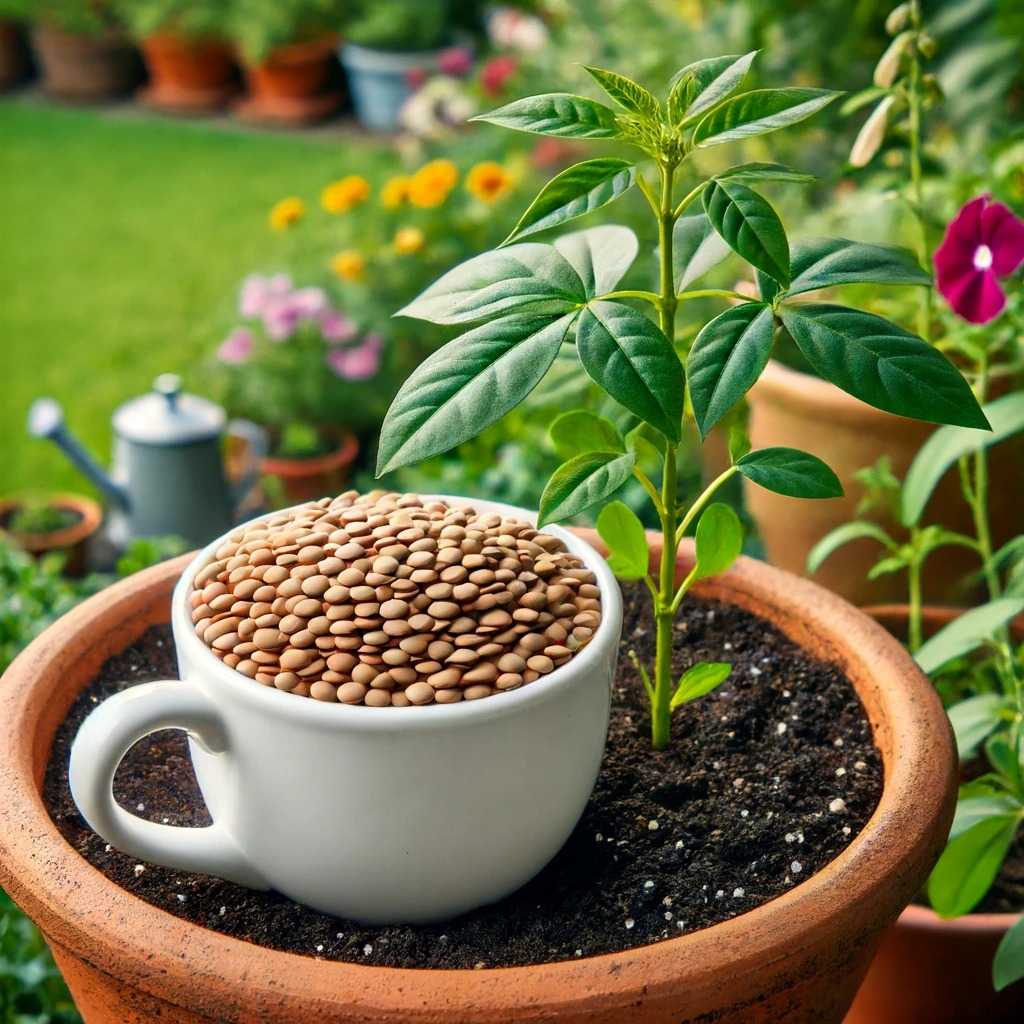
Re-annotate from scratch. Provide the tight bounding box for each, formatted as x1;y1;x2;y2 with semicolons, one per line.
190;491;603;706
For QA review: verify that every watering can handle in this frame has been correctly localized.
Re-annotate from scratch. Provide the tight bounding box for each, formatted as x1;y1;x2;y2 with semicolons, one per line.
226;419;268;515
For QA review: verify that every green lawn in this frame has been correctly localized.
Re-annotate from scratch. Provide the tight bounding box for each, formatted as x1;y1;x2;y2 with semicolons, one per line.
0;101;397;497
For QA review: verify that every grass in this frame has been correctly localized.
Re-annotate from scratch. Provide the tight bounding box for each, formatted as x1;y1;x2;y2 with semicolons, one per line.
0;99;398;498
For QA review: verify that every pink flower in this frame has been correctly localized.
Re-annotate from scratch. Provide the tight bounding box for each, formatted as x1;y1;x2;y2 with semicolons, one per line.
239;273;292;318
290;286;329;320
320;310;359;344
406;67;428;91
481;55;517;97
217;326;254;364
325;333;384;381
935;195;1024;324
438;46;473;77
262;298;300;342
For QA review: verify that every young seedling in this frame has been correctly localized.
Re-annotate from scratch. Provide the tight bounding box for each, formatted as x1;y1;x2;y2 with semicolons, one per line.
377;54;987;748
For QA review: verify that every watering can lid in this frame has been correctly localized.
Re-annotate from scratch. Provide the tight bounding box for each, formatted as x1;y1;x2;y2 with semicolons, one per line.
112;375;226;446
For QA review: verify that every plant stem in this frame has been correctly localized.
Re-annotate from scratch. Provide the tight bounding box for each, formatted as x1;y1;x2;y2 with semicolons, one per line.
907;547;923;653
907;0;932;343
652;157;681;751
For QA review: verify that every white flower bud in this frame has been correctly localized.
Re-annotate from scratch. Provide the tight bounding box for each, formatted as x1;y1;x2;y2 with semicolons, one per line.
873;31;913;88
850;94;896;168
885;2;910;35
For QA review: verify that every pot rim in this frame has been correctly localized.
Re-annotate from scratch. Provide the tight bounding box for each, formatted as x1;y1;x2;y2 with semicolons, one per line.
0;523;958;1019
0;492;103;551
260;427;359;476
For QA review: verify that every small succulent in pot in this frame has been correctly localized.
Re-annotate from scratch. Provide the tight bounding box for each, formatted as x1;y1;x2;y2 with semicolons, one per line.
377;52;989;749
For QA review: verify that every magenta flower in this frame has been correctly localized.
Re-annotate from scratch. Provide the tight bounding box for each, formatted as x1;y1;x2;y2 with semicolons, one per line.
217;326;254;364
325;333;383;381
438;47;473;77
320;310;359;345
934;196;1024;324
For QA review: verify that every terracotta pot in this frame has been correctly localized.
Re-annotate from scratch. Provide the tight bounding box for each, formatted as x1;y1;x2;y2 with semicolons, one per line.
0;19;30;88
0;492;103;577
0;530;956;1022
235;35;341;125
260;427;359;504
842;604;1024;1023
744;359;1024;607
31;25;138;100
137;32;236;114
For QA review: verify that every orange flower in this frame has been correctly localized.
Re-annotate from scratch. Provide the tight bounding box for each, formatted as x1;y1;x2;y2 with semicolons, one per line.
394;226;426;255
331;250;366;282
269;197;304;231
321;175;371;214
407;159;459;209
466;161;513;203
381;176;411;211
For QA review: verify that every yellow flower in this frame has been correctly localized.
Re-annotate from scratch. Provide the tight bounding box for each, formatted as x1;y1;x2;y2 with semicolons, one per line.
331;250;366;282
466;161;514;203
394;226;426;255
407;159;459;209
381;176;411;210
321;175;371;214
269;197;304;231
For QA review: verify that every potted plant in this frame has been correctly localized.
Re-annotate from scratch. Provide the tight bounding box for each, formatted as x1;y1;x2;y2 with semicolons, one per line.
0;53;985;1022
811;196;1024;1020
112;0;236;114
228;0;347;125
0;491;103;577
340;0;478;131
17;0;138;100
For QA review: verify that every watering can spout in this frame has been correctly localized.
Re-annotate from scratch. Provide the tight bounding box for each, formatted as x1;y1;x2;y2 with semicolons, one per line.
28;398;130;511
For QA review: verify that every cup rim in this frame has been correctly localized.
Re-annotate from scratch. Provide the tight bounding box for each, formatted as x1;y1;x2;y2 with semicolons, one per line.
172;493;622;730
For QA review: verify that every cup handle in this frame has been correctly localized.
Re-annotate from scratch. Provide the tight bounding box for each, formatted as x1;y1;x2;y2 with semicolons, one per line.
68;680;268;890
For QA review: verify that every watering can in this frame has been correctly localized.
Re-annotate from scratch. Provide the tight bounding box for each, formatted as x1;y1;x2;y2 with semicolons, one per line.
28;375;267;549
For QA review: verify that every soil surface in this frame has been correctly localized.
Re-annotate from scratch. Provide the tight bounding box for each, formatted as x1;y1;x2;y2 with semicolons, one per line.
45;582;886;969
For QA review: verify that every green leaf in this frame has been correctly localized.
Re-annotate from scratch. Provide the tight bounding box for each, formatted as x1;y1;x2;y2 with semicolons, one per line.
713;161;817;186
914;598;1024;676
687;303;775;439
806;520;895;574
550;410;625;457
397;243;585;324
554;225;638;298
538;450;636;525
502;159;638;244
671;662;732;709
779;304;990;430
670;52;758;125
674;212;734;290
985;736;1022;796
736;447;843;499
596;500;649;579
901;393;1024;527
376;314;576;474
693;503;744;580
472;93;621;139
928;813;1022;918
576;300;684;443
993;911;1024;991
692;88;841;148
580;66;660;121
703;180;790;286
949;793;1023;842
785;237;930;296
728;425;752;463
948;694;1009;760
867;555;909;579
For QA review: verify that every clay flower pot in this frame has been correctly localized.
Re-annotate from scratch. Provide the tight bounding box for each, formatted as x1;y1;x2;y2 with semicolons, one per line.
744;359;1024;607
235;35;341;126
0;492;103;577
137;32;236;115
260;426;359;504
0;528;956;1022
30;24;139;101
842;604;1024;1023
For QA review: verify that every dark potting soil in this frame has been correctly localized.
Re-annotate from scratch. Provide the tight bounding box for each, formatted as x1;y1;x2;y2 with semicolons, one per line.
45;583;886;969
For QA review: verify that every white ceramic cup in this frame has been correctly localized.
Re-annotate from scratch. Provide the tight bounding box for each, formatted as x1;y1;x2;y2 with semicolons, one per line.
69;496;622;924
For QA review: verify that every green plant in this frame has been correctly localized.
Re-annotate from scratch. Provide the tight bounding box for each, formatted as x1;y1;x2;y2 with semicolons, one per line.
227;0;347;63
345;0;461;52
0;0;118;34
376;53;987;749
111;0;229;39
3;498;80;536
